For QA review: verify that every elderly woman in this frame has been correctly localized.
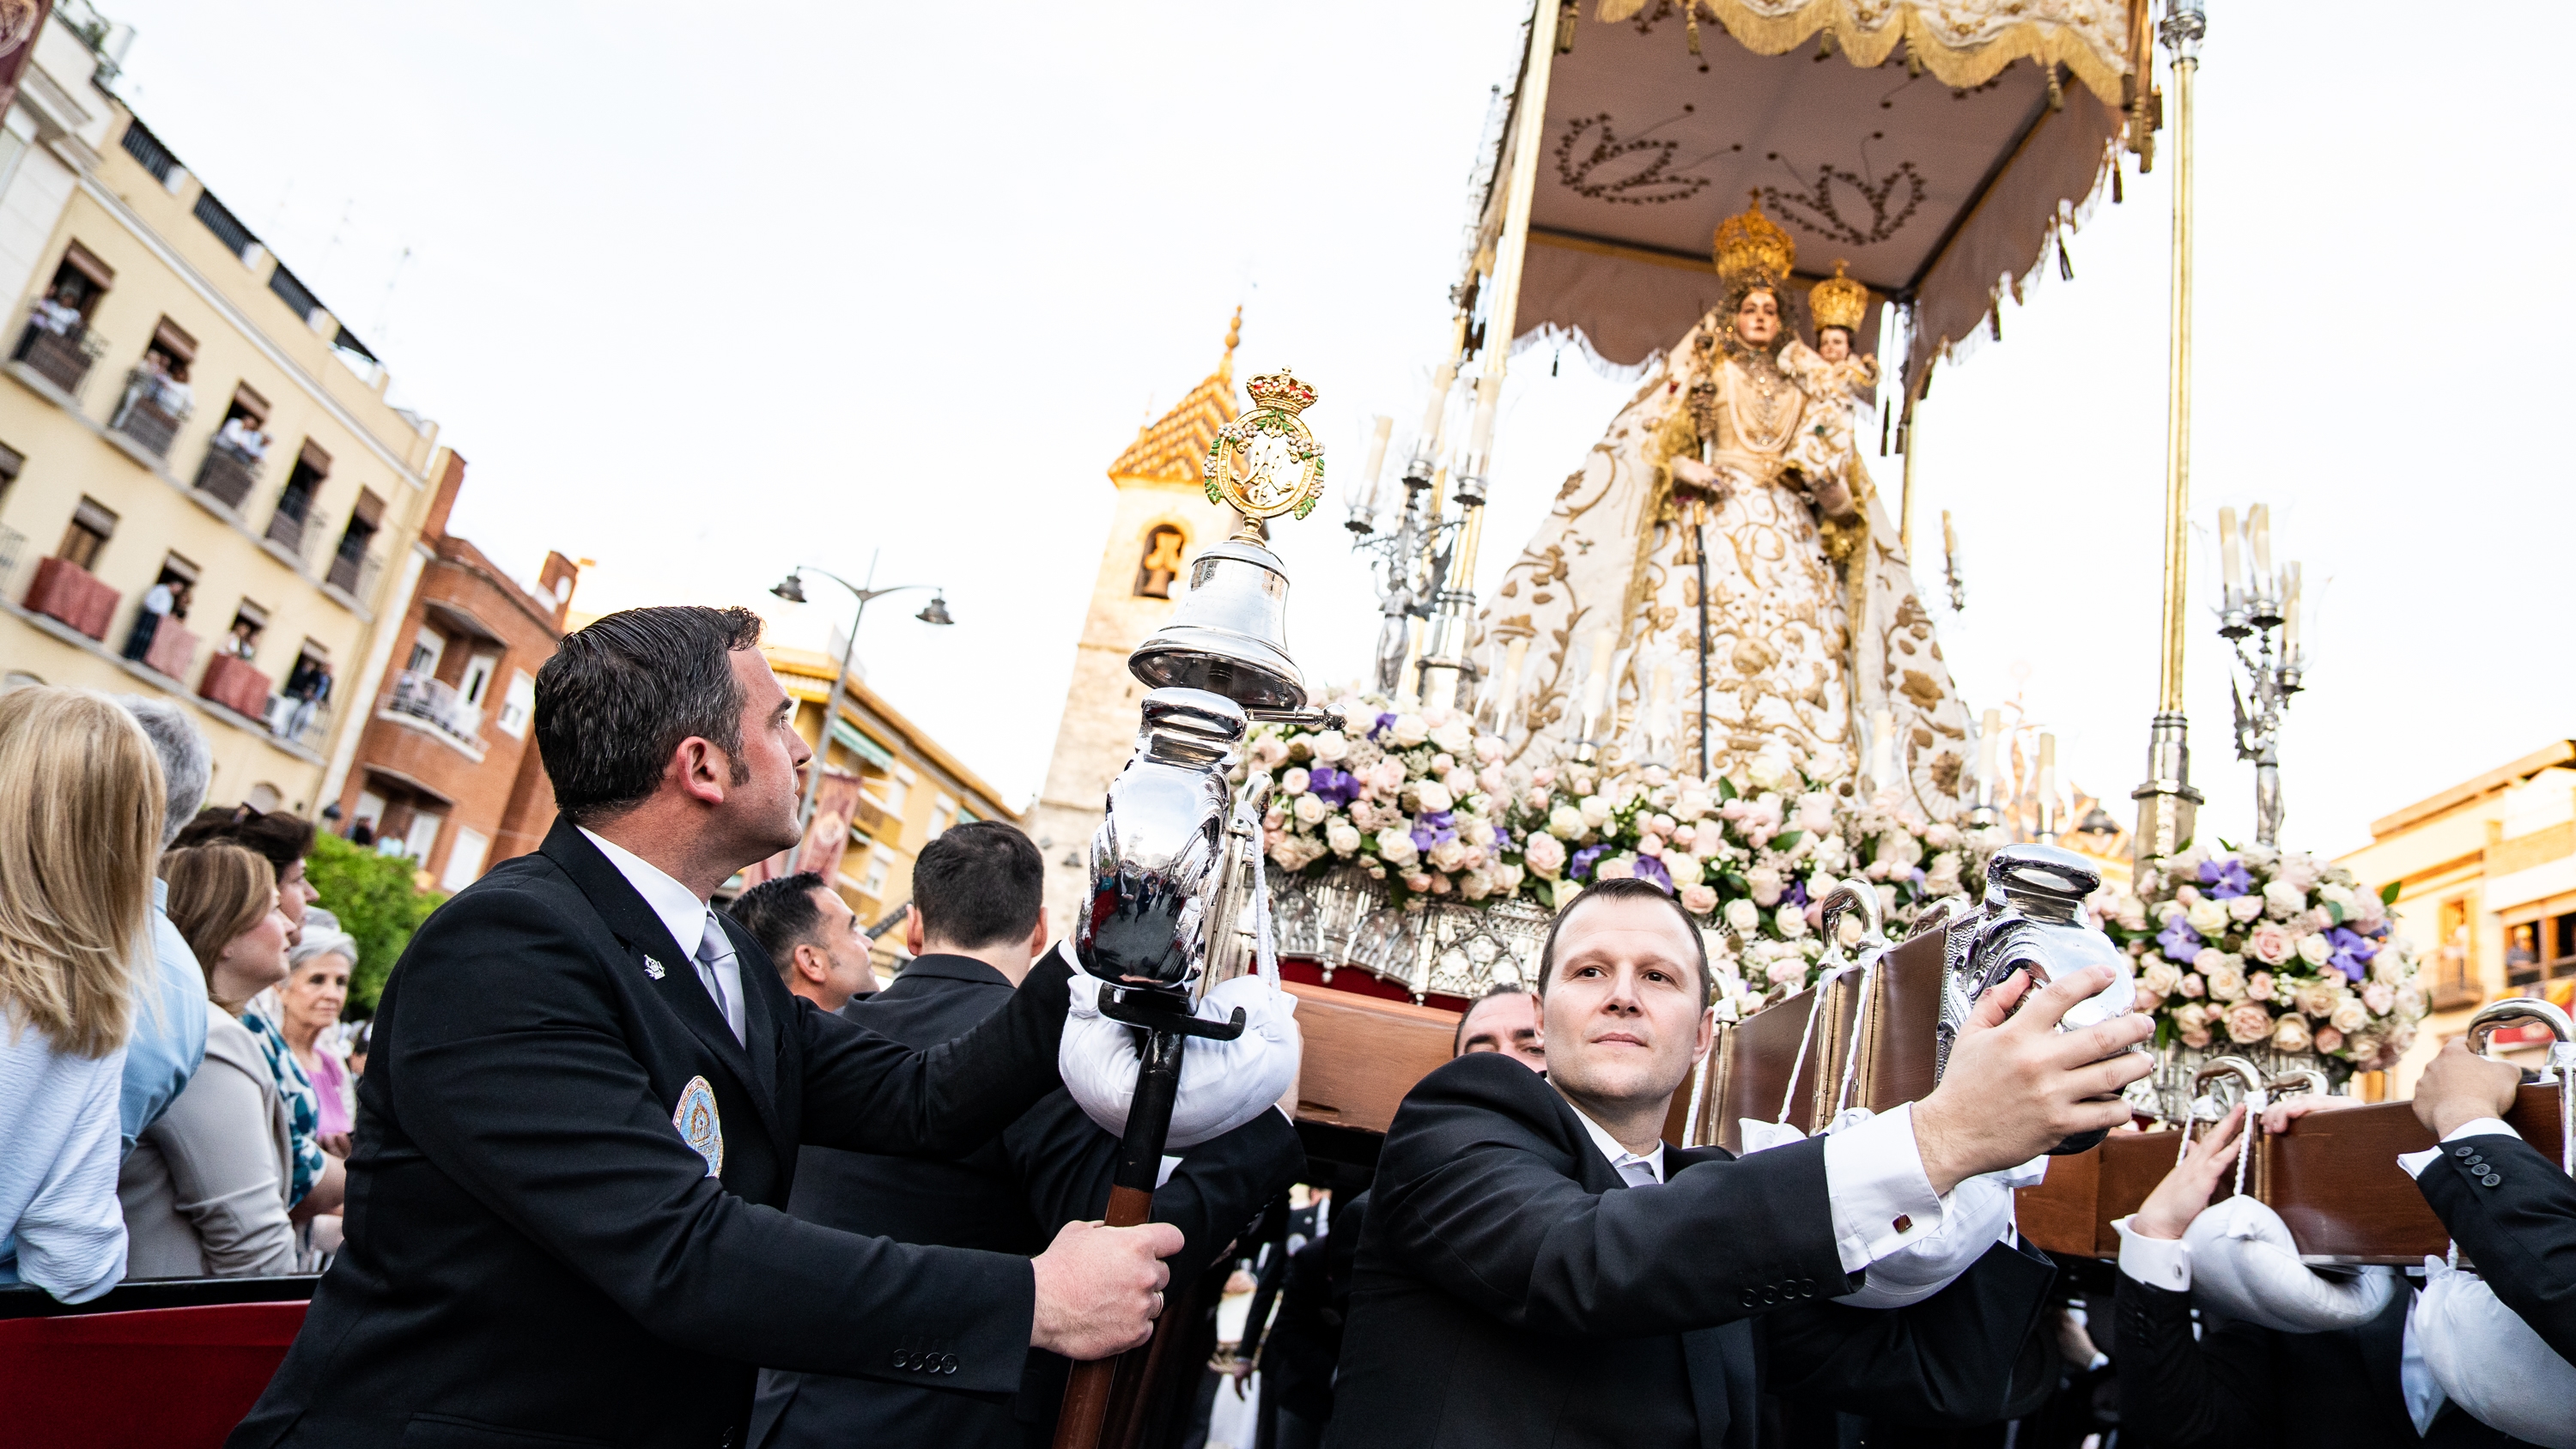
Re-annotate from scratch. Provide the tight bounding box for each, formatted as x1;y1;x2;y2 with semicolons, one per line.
120;845;302;1278
276;925;356;1157
0;688;163;1303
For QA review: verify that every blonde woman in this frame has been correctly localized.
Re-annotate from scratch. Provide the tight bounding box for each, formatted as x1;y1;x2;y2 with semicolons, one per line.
0;687;164;1303
120;845;301;1277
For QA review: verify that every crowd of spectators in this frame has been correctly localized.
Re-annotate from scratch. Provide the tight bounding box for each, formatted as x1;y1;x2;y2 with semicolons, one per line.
0;686;369;1303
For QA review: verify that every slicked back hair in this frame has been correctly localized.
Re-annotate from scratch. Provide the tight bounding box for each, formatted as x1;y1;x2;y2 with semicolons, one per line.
1535;876;1711;1006
728;871;830;978
911;821;1042;951
535;606;763;825
1454;982;1534;1057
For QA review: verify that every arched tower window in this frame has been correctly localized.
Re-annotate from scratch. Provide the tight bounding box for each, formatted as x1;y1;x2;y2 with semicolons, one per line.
1133;524;1187;599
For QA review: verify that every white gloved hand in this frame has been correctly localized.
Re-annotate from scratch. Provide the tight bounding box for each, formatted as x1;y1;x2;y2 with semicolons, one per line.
1060;967;1302;1150
2419;1254;2576;1447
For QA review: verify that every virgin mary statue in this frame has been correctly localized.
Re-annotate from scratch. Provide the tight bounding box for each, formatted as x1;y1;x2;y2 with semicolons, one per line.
1480;197;1976;819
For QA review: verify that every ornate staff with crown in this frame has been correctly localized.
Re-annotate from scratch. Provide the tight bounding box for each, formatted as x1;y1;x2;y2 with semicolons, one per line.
1053;369;1340;1449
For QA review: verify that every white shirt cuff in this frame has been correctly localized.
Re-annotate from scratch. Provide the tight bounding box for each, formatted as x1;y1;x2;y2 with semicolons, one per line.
1820;1101;1945;1272
2112;1215;2192;1291
2398;1117;2517;1179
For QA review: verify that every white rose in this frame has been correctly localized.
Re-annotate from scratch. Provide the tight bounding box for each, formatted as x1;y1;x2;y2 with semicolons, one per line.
2142;961;2184;997
2227;893;2264;923
2263;878;2308;918
1326;821;1363;856
2186;897;2230;937
1748;749;1795;793
1375;828;1419;865
1389;713;1430;748
2372;949;2407;985
1547;804;1588;840
1413;780;1454;814
1795;792;1837;835
1428;838;1471;873
1775;904;1807;939
1309;731;1349;762
1723;898;1761;934
1292;793;1327;827
1429;718;1473;755
1676;787;1714;822
1662;852;1704;888
2318;882;2355;908
2295;932;2332;967
1579;794;1614;828
2330;998;2368;1034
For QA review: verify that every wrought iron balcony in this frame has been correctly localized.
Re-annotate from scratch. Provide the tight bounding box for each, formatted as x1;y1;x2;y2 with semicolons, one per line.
264;499;322;555
10;308;101;399
325;542;383;603
108;370;192;459
193;441;264;512
384;669;484;752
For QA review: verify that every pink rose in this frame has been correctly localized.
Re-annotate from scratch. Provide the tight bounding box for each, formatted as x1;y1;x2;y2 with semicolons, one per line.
1679;883;1718;915
2248;922;2294;966
2312;1026;2344;1054
2180;1025;2213;1049
2361;982;2394;1015
1403;871;1434;893
2178;973;2205;998
2245;971;2275;1003
1522;833;1568;879
2225;1003;2275;1044
2269;1013;2312;1052
1766;959;1807;986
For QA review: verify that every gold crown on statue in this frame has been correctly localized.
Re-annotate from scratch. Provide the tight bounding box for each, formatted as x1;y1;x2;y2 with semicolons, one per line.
1809;260;1869;331
1243;369;1317;415
1711;191;1795;293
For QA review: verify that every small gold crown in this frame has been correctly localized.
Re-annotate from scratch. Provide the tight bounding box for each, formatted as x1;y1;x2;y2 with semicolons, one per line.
1809;260;1869;332
1711;191;1795;294
1244;369;1316;415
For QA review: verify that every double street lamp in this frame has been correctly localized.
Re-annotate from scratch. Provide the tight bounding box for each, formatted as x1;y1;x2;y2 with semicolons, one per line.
769;551;953;834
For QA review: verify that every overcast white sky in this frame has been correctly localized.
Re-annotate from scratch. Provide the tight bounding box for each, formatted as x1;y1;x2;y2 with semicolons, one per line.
103;2;2576;859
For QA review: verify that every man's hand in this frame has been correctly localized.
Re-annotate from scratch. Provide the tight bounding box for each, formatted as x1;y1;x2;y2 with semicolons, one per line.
2261;1092;2360;1136
1029;1219;1182;1360
2131;1104;2244;1240
1912;967;2155;1194
2412;1037;2522;1140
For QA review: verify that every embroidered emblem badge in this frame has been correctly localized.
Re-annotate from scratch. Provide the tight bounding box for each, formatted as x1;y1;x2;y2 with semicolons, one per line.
672;1076;723;1178
642;955;666;980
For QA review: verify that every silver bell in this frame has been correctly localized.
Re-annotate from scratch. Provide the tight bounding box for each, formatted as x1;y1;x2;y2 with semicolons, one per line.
1074;688;1247;993
1127;540;1308;712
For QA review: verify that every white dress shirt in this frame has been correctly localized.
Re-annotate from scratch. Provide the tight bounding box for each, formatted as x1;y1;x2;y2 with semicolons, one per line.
1569;1094;1945;1272
2112;1216;2445;1434
579;828;744;1045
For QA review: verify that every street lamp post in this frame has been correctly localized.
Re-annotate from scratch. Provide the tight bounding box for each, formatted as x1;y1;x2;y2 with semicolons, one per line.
769;549;953;836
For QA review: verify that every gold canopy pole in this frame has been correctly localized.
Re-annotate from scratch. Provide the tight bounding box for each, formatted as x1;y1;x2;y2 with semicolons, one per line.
2130;0;2206;869
1416;2;1555;712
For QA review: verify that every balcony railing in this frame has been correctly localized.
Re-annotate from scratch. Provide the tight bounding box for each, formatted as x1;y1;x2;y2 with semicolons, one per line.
384;670;484;751
325;543;383;603
0;525;24;605
264;499;322;556
10;310;101;399
192;442;264;512
263;693;331;750
108;371;192;460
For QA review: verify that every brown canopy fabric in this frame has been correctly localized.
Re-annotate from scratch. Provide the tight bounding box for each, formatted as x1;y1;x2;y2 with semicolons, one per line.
1483;0;2141;390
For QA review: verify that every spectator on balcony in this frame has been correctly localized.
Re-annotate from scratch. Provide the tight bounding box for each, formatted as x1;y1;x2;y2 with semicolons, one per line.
276;923;356;1157
110;697;213;1155
222;618;259;661
29;282;82;336
131;344;191;415
121;579;189;664
122;845;301;1278
0;688;166;1304
215;414;270;462
279;658;331;743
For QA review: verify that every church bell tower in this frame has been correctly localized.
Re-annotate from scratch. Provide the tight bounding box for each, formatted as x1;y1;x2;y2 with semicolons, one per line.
1030;312;1244;933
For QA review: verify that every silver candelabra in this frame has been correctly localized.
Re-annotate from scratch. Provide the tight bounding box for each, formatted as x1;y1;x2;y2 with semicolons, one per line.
2215;503;2303;846
1346;438;1477;702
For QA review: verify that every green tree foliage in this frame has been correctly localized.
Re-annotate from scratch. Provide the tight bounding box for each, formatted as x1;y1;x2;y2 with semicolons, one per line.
307;833;444;1014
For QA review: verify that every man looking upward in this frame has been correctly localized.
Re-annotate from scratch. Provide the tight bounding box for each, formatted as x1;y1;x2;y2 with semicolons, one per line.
1329;876;2152;1449
730;871;883;1012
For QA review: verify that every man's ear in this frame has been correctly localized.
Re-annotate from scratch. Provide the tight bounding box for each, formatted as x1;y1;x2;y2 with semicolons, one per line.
1024;906;1048;959
1689;1002;1716;1067
904;905;926;955
793;942;830;986
670;737;730;807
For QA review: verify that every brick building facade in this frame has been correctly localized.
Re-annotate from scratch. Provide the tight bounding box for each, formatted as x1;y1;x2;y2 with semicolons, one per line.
331;451;577;889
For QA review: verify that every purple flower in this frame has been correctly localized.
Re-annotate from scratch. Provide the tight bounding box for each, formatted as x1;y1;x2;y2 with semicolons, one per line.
2327;925;2379;981
1307;767;1362;806
1631;855;1675;894
1410;809;1458;855
1368;711;1398;743
2157;917;2204;967
1569;844;1608;882
1489;824;1514;854
2199;858;2255;900
1784;877;1809;909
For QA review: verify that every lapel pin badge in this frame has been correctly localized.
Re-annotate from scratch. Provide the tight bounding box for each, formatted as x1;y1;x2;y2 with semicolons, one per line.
642;955;667;980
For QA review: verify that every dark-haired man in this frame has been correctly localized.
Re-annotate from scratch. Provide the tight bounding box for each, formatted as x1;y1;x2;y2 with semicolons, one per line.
730;871;882;1012
1327;875;2154;1449
234;607;1184;1449
1454;983;1546;1070
174;803;321;942
751;820;1301;1449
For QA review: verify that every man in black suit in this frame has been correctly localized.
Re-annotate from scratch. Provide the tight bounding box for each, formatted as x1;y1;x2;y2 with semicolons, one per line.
2114;1096;2529;1447
729;870;881;1011
745;821;1303;1449
1327;875;2159;1449
233;607;1182;1449
2406;1036;2576;1362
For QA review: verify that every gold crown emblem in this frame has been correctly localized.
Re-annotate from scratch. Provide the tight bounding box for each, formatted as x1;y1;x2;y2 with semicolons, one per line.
1809;260;1869;332
1243;369;1317;415
1711;191;1795;294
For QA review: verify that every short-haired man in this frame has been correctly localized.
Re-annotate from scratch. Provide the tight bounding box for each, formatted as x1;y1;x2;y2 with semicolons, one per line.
1454;984;1545;1070
234;607;1182;1449
112;696;210;1152
1328;876;2154;1449
729;871;881;1011
752;820;1301;1449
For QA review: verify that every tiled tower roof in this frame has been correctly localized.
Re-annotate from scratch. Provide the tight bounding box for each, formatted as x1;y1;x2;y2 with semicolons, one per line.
1107;307;1241;485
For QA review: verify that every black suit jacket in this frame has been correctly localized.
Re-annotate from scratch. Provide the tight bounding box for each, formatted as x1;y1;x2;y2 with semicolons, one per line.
232;821;1079;1449
750;954;1303;1449
1324;1054;2057;1449
2115;1270;2529;1447
2416;1129;2576;1364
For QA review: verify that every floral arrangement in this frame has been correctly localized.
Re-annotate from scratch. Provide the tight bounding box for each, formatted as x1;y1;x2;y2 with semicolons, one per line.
1244;697;1996;1005
2094;843;2424;1070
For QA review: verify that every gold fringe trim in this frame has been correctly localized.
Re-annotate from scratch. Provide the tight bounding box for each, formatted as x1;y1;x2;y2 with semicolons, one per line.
1592;0;2129;106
